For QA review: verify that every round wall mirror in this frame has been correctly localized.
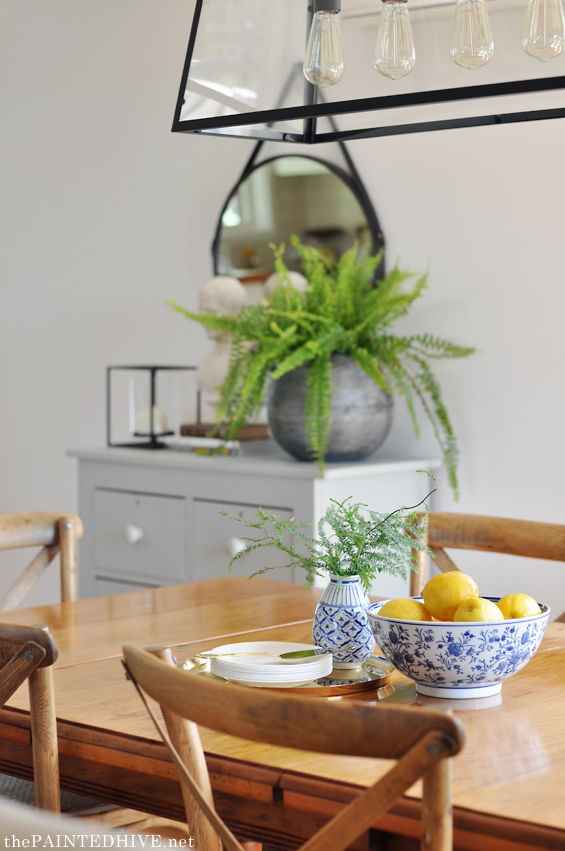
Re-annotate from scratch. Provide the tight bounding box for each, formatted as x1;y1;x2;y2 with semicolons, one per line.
212;155;383;283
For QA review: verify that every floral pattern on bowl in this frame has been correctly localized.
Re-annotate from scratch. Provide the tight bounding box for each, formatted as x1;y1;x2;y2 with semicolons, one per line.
367;596;550;699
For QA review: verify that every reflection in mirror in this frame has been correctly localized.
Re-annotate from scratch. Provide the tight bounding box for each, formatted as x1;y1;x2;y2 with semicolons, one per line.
214;156;379;283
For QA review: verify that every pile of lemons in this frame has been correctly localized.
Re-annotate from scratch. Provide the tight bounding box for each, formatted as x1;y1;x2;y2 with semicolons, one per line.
379;572;542;622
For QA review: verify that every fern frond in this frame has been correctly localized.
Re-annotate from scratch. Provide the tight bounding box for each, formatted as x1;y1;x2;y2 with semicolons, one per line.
304;356;333;470
405;333;476;359
271;343;318;378
351;347;390;390
167;300;235;334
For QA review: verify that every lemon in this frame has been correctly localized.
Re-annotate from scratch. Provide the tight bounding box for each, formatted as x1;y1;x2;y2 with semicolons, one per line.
378;598;433;621
497;593;541;619
453;597;504;622
422;572;479;621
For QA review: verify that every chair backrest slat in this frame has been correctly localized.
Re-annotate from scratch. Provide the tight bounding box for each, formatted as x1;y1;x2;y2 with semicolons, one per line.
427;513;565;562
0;512;82;605
0;640;46;706
0;546;58;612
0;513;82;551
429;546;459;574
0;623;58;668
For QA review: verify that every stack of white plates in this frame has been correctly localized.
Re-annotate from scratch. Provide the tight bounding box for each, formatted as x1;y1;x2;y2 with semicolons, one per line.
208;641;333;688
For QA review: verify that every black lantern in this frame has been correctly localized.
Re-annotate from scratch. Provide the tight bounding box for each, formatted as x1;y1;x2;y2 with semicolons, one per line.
106;366;198;449
172;0;565;144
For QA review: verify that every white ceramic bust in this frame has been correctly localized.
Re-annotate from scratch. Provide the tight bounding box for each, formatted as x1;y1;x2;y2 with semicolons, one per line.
196;276;247;417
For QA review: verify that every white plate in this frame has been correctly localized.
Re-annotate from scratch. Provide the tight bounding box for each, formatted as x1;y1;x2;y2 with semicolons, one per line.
226;678;319;688
212;664;329;679
209;641;333;684
211;658;331;676
209;641;330;665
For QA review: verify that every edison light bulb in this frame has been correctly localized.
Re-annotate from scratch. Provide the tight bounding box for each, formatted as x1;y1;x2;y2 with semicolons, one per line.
303;2;345;87
522;0;565;61
450;0;494;70
374;0;416;81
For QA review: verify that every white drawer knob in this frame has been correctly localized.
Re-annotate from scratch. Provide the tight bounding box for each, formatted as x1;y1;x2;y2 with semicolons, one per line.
124;524;144;545
227;537;246;559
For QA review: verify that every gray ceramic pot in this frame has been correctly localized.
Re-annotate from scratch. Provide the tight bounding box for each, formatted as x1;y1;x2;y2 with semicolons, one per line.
267;353;393;462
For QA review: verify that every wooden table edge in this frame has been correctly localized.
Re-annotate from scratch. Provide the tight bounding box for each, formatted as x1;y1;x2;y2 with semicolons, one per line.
1;707;563;851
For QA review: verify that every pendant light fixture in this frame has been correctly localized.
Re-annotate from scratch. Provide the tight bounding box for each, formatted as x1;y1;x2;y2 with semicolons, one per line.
172;0;565;144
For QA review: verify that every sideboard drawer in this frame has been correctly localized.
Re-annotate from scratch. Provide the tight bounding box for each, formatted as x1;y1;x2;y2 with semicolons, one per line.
94;488;187;582
191;498;296;583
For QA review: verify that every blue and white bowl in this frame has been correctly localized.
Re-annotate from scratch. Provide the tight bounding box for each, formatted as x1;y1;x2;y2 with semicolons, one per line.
367;596;550;699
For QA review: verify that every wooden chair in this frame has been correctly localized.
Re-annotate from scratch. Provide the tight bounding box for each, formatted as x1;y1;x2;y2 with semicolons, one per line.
0;512;83;610
122;643;465;851
0;512;116;816
0;512;188;834
410;512;565;621
0;623;59;810
0;513;116;815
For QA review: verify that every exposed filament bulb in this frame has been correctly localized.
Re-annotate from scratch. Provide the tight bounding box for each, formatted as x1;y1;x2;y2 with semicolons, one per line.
374;0;416;81
303;2;345;87
450;0;495;70
522;0;565;61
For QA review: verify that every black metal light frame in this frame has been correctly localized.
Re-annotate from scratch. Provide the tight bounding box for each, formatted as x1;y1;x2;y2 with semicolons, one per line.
172;0;565;144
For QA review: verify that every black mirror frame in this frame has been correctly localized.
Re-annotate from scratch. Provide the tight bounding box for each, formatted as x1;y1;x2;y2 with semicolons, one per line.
211;138;385;280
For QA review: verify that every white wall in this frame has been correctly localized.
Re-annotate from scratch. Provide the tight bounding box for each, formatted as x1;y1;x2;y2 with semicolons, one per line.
0;0;251;603
1;2;564;615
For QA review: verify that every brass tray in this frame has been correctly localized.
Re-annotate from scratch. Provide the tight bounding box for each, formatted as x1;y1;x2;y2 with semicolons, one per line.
183;655;394;697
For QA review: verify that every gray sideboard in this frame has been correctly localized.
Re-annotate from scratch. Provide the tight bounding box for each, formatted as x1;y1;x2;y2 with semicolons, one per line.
68;447;440;599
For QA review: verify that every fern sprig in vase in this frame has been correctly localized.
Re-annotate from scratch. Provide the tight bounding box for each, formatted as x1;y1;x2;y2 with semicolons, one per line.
224;482;435;667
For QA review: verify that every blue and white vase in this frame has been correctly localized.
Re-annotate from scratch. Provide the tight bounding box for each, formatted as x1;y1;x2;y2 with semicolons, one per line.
313;575;375;669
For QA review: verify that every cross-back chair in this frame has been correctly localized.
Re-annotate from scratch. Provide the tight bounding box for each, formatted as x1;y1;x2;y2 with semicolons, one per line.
0;513;78;812
410;512;565;621
0;512;83;610
0;623;59;810
0;512;188;835
123;643;465;851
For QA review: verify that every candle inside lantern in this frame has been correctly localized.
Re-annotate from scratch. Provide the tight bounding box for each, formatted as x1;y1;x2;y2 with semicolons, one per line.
135;406;168;435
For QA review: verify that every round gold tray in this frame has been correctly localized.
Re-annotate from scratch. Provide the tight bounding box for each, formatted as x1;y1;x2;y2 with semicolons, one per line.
183;655;394;696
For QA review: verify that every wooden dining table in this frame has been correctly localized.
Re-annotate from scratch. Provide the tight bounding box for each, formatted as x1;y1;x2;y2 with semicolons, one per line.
1;576;564;851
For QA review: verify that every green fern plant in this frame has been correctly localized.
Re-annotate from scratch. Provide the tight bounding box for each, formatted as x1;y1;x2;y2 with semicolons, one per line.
224;477;436;594
168;236;474;496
